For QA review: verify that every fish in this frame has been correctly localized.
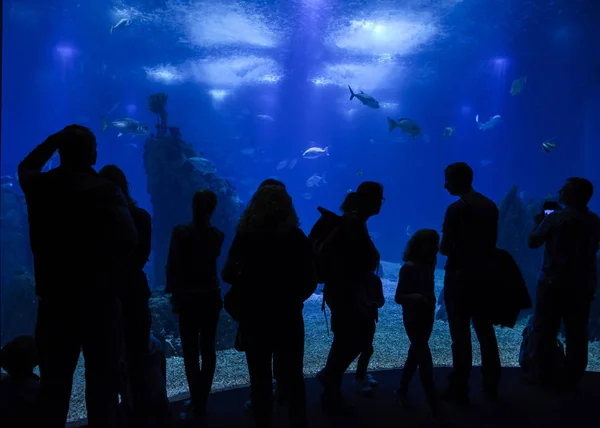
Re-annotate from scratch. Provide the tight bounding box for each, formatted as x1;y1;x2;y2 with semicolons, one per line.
406;225;413;237
187;157;217;174
110;18;133;35
348;86;379;109
541;137;557;153
302;146;329;159
302;193;313;200
346;188;353;194
510;76;527;96
306;172;327;188
444;126;455;137
357;171;363;177
475;114;502;131
276;160;288;170
387;117;422;138
256;114;275;122
101;116;149;137
288;158;298;169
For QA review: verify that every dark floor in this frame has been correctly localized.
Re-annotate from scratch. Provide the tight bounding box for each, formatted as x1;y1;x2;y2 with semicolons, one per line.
71;367;600;428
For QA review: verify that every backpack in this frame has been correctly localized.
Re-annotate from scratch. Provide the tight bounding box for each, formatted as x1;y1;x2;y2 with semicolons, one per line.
519;316;565;380
307;206;344;284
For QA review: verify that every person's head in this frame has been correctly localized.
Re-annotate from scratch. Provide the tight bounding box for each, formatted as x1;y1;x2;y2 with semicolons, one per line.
259;178;286;190
57;125;98;168
340;191;359;214
444;162;473;196
0;335;38;378
355;181;385;218
558;177;594;208
98;164;136;207
192;189;218;224
403;228;440;267
237;184;299;234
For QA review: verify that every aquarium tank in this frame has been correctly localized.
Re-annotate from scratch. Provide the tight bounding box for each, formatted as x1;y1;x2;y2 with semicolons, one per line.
1;0;599;422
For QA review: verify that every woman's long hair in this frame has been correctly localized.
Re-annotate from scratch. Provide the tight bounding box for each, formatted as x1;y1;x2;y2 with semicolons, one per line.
98;164;137;208
402;228;440;267
236;185;299;235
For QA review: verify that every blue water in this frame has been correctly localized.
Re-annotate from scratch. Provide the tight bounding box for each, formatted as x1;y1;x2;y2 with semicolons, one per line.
3;1;600;418
3;0;600;262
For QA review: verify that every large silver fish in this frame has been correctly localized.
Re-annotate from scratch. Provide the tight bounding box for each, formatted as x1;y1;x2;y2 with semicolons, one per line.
348;86;379;109
101;116;149;137
302;146;329;159
387;117;422;138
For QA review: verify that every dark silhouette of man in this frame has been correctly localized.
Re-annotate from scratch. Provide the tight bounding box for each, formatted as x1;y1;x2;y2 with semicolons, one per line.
528;177;600;387
166;190;224;420
439;162;501;405
18;125;138;427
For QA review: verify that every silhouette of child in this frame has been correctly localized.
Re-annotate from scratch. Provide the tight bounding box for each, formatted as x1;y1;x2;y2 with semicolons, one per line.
394;229;440;418
0;335;41;426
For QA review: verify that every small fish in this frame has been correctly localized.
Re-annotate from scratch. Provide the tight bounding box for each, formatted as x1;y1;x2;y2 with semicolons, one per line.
276;160;288;170
406;225;413;237
306;172;327;188
126;143;138;149
387;117;422;138
288;158;298;169
187;157;217;174
256;114;275;122
444;126;455;137
101;116;149;137
510;76;527;96
357;171;363;177
302;193;313;200
348;86;379;109
476;114;502;131
346;188;353;194
302;146;329;159
110;18;133;35
541;137;557;153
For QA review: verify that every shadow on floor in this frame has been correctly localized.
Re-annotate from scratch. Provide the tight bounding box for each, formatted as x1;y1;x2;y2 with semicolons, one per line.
69;367;600;428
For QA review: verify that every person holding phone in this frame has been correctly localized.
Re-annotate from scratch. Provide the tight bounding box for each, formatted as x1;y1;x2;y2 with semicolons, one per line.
528;177;600;388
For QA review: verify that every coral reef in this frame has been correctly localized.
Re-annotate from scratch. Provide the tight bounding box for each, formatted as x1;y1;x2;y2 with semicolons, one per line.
148;92;169;134
143;93;244;291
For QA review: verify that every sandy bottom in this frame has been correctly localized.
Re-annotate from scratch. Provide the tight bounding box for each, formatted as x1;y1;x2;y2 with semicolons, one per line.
66;261;600;422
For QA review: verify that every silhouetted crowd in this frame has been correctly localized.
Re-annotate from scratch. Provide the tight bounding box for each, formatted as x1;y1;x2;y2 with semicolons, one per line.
1;125;599;428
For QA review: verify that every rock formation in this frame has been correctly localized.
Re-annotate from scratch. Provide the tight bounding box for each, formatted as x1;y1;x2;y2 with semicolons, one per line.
142;92;244;290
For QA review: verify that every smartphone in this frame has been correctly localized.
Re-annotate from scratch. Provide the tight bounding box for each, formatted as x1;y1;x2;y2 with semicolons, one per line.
542;201;562;216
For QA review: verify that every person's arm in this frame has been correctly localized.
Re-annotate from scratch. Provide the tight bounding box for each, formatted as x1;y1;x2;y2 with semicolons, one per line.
528;213;551;249
221;232;243;285
18;134;61;193
439;205;456;256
